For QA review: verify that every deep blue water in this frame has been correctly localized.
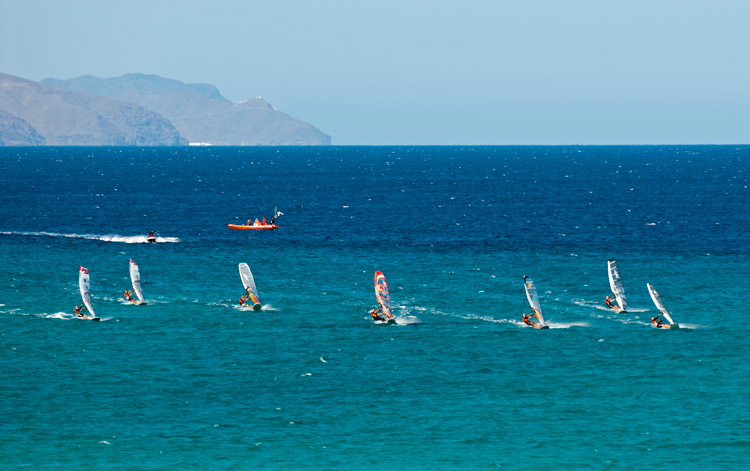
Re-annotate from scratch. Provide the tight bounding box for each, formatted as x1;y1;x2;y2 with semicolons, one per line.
1;146;748;470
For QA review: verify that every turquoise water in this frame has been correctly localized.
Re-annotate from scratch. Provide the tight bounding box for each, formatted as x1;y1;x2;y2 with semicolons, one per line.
1;146;748;470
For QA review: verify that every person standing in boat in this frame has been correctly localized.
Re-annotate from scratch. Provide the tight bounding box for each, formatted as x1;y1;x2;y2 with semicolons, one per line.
262;217;267;225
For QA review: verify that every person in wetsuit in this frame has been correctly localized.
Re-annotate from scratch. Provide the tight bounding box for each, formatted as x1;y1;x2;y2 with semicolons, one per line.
651;314;667;328
370;308;386;322
522;309;542;328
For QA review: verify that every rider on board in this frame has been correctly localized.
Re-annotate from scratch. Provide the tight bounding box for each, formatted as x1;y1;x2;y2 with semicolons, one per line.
651;314;667;328
522;308;541;328
370;307;386;322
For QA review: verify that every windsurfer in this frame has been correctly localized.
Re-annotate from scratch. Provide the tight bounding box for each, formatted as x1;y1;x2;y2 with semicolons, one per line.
651;314;668;328
124;289;135;302
605;296;616;309
370;308;386;322
522;312;540;328
239;294;249;306
74;304;86;318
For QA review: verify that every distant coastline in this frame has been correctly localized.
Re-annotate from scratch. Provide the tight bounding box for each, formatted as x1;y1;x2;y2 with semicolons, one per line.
0;72;331;147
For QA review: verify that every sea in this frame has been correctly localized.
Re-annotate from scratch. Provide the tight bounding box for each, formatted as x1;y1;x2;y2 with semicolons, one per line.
0;146;748;470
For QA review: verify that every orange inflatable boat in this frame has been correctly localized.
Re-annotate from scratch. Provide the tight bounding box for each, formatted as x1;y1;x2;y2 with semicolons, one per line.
228;223;278;230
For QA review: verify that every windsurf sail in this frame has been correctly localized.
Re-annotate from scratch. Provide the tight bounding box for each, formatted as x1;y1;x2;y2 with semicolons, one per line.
523;276;547;326
374;271;393;319
79;266;96;318
238;263;261;307
607;259;628;311
647;283;676;325
129;259;145;303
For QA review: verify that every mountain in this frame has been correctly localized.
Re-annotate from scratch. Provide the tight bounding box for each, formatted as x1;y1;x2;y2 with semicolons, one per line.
43;73;331;145
0;110;45;145
0;72;185;146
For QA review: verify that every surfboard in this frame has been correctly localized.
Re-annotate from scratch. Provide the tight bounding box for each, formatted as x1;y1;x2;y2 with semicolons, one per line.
238;263;262;310
374;271;395;322
607;260;628;312
78;266;100;321
523;276;548;329
647;283;679;329
129;259;146;305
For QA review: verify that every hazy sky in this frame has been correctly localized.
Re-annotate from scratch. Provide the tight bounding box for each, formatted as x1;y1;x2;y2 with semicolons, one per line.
1;0;748;144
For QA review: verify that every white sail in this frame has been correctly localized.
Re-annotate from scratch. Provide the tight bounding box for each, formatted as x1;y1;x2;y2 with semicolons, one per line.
647;283;675;325
129;259;145;303
523;276;547;326
238;263;261;306
607;260;628;311
79;266;96;317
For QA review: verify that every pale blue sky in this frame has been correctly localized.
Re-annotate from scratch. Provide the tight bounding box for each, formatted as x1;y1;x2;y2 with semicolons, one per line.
1;0;748;144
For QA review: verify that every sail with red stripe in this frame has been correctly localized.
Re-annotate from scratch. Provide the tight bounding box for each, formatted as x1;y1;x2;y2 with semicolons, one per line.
374;271;393;319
